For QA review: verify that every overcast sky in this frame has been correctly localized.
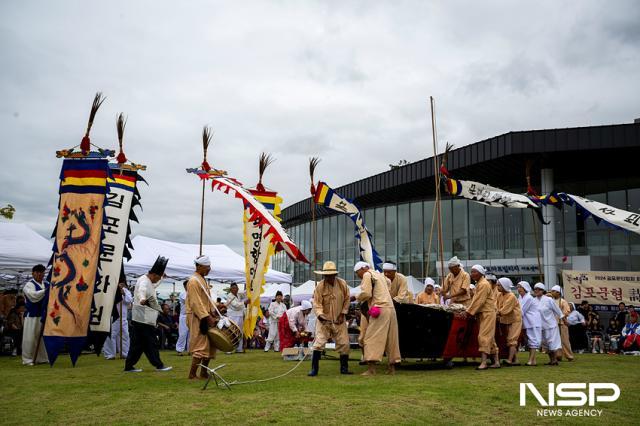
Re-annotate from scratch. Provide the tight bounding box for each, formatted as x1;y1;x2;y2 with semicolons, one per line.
1;1;639;256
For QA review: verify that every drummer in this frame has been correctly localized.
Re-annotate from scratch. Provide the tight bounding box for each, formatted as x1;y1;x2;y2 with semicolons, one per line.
382;261;413;304
415;278;439;305
442;256;472;306
277;300;313;351
185;255;219;380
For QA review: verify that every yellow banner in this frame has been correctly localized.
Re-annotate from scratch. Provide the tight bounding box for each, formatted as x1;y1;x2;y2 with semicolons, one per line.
46;192;105;337
562;270;640;306
242;191;282;338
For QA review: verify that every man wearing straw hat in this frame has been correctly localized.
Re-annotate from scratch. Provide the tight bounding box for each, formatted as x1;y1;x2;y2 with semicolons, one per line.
185;255;218;379
308;261;352;376
442;256;472;307
382;261;413;304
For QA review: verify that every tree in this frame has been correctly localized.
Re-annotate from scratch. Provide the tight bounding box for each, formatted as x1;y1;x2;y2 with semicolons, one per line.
0;204;15;219
389;160;409;170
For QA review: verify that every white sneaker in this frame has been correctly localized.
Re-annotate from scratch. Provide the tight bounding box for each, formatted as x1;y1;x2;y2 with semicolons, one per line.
264;343;271;352
156;366;173;372
125;368;143;373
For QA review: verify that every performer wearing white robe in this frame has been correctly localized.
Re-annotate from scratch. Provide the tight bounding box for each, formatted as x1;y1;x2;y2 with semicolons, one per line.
103;284;133;359
175;283;189;355
265;291;287;352
226;283;246;353
533;283;564;366
517;281;541;366
21;265;49;365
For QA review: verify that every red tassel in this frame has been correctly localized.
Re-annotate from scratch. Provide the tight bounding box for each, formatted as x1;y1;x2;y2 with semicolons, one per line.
202;160;211;172
439;165;450;178
527;185;538;196
80;136;91;153
310;183;316;196
116;151;127;164
256;183;265;192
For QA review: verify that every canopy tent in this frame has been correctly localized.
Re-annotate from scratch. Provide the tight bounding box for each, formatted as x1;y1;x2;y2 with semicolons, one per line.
125;235;291;283
406;275;427;295
0;222;52;289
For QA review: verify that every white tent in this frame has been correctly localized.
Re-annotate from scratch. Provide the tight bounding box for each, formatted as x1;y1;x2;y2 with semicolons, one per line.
125;235;292;283
406;275;426;295
292;280;316;302
0;222;51;273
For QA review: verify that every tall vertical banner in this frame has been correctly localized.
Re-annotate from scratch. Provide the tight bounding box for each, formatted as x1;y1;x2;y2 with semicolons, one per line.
45;159;110;365
90;169;142;334
313;181;382;270
243;189;282;338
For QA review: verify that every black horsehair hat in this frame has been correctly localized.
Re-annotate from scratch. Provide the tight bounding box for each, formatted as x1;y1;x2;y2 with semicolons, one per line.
32;264;46;273
149;256;169;276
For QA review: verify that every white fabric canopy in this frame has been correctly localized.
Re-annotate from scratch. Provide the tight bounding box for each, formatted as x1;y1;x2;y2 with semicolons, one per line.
125;235;291;283
406;275;427;295
0;222;51;273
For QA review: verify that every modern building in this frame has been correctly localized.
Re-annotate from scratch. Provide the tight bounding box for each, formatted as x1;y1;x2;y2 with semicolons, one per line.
274;122;640;287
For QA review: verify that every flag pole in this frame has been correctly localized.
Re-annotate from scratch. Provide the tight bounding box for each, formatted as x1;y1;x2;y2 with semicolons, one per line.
199;126;213;257
309;158;320;287
430;97;446;283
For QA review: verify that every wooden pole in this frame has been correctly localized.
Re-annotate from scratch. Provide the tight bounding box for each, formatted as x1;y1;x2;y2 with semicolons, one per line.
119;297;123;359
430;97;446;283
199;179;206;256
531;209;544;283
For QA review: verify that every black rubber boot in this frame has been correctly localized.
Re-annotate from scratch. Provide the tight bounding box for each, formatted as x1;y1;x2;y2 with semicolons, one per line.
340;354;353;375
308;350;321;376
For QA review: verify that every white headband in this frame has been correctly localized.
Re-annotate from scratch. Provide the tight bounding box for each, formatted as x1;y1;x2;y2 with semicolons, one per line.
518;281;532;293
448;256;461;267
382;262;397;271
195;255;211;266
534;282;546;291
353;261;370;272
424;277;435;287
471;264;485;275
498;277;513;293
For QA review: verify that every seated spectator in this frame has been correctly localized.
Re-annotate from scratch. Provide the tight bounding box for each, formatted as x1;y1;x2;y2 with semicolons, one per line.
5;303;25;356
156;303;178;349
248;326;266;349
606;318;620;353
620;310;640;352
567;303;588;353
589;318;604;354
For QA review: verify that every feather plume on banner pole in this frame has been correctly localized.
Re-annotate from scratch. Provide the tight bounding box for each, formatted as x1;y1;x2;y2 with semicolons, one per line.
80;92;106;154
116;113;128;165
257;152;274;192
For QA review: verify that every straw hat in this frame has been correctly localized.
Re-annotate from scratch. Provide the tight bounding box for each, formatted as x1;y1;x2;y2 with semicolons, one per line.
314;261;339;275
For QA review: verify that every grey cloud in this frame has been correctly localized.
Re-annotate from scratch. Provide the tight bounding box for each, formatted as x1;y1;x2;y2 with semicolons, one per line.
1;0;639;265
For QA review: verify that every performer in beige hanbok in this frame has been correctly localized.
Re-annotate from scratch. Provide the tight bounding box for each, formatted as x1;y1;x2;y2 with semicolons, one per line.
550;285;574;361
414;278;439;305
382;261;413;304
465;265;499;370
496;277;522;366
308;261;352;376
442;256;471;307
355;261;401;376
186;256;218;379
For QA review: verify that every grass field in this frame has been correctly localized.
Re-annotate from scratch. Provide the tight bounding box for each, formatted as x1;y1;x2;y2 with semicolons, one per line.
0;350;638;425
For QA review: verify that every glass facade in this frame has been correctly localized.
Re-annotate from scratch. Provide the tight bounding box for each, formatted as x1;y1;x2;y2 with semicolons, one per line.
273;186;640;286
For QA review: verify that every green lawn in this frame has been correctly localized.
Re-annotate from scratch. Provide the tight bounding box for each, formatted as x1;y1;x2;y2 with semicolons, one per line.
0;350;638;425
